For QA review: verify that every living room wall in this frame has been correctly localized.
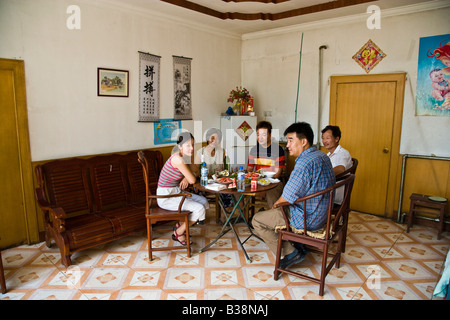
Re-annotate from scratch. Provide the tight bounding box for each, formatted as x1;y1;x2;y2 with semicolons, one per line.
241;3;450;157
0;0;242;161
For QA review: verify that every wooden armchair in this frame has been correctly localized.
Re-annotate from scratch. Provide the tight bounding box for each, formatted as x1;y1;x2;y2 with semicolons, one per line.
333;157;358;252
273;174;355;296
137;151;192;260
335;158;358;180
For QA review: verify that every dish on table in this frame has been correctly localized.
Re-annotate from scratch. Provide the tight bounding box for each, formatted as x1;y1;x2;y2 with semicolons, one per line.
216;177;233;185
257;178;271;186
245;172;260;179
428;196;447;202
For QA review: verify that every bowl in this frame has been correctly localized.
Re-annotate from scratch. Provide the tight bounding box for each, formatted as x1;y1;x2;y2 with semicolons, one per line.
258;179;271;186
263;171;276;178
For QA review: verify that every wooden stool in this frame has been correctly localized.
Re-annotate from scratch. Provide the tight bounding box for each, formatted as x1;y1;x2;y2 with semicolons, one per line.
407;193;447;240
0;250;6;294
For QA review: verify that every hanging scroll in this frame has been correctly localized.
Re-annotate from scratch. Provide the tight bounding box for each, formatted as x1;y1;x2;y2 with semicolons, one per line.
173;56;192;120
139;51;160;122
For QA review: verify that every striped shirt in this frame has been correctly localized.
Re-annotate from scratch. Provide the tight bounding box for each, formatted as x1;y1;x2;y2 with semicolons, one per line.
282;147;335;231
247;142;285;172
158;154;184;188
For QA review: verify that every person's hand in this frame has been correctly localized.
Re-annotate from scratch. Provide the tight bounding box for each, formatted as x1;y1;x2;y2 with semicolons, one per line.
179;178;189;190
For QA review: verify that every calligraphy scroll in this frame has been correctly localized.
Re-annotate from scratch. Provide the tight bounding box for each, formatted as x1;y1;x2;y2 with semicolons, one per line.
139;52;160;122
173;56;192;120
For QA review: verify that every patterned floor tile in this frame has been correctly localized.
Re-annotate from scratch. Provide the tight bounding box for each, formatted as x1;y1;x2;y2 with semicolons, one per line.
365;280;424;300
1;210;448;300
164;268;204;290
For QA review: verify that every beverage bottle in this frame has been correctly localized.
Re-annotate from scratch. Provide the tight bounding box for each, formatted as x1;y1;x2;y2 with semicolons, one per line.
224;150;230;171
237;166;245;192
200;162;208;187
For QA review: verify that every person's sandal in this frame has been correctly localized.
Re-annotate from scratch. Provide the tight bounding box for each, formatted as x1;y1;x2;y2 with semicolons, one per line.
172;229;187;246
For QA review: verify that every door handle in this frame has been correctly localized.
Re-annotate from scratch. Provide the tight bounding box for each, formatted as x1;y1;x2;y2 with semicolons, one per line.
383;148;389;153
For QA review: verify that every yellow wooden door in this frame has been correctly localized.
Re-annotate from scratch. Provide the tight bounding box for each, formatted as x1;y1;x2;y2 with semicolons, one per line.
330;73;405;217
0;59;37;248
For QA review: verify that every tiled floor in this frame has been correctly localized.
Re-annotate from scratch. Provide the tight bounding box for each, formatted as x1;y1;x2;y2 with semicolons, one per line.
1;202;449;300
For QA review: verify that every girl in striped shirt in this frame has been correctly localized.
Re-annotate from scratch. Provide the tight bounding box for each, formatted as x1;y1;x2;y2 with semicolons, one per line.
157;132;209;246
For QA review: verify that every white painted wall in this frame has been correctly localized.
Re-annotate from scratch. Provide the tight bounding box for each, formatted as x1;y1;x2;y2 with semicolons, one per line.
0;0;241;160
1;0;449;162
242;3;450;157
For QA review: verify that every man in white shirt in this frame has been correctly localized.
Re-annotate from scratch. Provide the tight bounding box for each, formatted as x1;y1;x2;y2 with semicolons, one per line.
321;125;353;204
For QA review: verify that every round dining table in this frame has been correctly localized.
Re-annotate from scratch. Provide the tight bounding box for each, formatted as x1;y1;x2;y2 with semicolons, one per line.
196;180;281;262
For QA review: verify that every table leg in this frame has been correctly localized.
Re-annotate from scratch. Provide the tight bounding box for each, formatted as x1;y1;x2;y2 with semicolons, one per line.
199;193;264;263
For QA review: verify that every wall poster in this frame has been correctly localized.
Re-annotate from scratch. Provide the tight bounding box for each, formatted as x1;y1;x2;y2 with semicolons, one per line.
173;56;192;120
153;119;181;145
139;51;160;122
416;34;450;116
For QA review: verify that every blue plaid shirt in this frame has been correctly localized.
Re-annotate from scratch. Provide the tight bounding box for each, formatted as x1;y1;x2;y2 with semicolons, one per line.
282;147;335;231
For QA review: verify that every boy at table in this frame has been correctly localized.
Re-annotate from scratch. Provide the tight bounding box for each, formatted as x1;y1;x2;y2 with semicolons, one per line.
246;121;285;209
252;122;335;269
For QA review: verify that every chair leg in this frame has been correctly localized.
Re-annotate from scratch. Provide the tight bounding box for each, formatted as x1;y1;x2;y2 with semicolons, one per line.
406;202;415;233
185;216;191;258
147;219;153;261
319;245;328;297
438;207;445;240
273;232;283;281
0;251;6;294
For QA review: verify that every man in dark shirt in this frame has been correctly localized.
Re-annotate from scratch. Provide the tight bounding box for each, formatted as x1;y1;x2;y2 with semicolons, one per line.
247;121;285;208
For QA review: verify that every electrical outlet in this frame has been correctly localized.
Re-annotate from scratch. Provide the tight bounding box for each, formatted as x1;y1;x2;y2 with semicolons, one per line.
264;111;272;117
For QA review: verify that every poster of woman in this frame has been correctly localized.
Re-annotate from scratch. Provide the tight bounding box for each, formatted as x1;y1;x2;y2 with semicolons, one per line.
416;34;450;116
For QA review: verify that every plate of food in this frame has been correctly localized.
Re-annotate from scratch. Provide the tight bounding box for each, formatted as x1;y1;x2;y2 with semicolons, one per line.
257;178;271;186
216;177;234;185
245;172;261;179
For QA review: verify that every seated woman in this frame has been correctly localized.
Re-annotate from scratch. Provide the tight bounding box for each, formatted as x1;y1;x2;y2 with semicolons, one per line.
157;132;209;245
194;127;224;174
193;128;233;210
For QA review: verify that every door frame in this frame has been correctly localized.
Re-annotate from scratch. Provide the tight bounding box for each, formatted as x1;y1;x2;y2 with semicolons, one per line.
329;73;406;218
0;58;38;247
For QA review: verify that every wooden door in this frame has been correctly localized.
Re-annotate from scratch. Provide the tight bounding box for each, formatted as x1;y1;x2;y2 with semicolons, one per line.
330;73;405;217
0;59;37;248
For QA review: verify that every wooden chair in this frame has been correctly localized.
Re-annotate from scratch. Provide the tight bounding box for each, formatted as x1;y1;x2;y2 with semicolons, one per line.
137;151;192;260
335;158;358;180
273;174;355;296
0;250;6;294
333;157;358;252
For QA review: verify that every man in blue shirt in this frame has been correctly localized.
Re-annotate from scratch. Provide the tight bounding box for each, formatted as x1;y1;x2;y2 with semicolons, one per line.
252;122;335;269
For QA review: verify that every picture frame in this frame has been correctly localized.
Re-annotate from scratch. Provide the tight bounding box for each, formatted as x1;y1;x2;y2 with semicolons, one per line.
97;68;129;97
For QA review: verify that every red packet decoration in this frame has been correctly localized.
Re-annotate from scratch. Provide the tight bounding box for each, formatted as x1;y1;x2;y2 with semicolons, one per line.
352;39;386;73
236;121;253;142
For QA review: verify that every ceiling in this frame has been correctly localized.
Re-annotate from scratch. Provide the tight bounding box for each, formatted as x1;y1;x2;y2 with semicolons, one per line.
110;0;439;35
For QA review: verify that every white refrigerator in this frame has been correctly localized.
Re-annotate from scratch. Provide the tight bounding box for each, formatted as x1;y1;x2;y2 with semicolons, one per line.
220;115;257;171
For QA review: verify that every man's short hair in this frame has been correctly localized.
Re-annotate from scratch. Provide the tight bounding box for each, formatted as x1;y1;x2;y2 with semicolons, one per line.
256;121;272;134
321;125;341;140
284;122;314;146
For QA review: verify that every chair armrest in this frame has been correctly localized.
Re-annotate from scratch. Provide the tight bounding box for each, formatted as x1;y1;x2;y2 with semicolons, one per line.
148;193;192;199
147;193;192;213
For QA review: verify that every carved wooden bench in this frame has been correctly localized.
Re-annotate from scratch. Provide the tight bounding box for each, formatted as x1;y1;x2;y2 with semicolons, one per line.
34;150;162;267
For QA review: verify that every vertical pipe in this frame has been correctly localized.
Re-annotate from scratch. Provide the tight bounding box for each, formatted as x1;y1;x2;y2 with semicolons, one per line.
294;33;304;123
318;45;327;146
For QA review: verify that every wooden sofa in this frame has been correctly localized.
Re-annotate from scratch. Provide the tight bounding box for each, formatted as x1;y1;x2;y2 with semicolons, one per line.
34;150;162;267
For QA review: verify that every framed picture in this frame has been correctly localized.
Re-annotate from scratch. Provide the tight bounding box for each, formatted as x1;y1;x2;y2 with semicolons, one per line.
97;68;129;97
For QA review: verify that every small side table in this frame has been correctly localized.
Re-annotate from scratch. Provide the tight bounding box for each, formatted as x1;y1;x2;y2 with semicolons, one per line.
407;193;447;240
